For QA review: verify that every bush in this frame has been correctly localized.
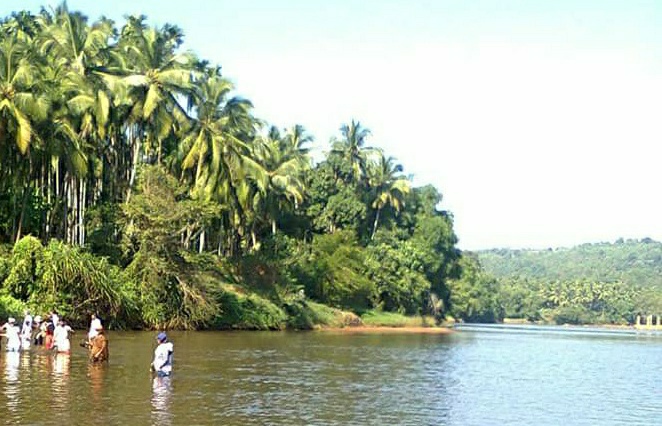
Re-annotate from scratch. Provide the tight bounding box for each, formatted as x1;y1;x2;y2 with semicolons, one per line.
283;299;348;329
0;294;27;320
292;231;375;310
553;306;595;325
3;236;44;300
212;287;286;330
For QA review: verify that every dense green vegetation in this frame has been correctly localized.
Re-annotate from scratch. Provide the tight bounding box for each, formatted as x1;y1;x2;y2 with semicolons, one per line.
0;4;464;329
457;240;662;325
479;239;662;288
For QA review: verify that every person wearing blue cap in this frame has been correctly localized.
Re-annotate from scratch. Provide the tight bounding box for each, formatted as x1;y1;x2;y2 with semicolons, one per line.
151;332;174;376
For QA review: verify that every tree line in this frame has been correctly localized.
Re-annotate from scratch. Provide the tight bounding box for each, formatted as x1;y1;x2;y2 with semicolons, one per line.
447;241;662;325
0;4;462;329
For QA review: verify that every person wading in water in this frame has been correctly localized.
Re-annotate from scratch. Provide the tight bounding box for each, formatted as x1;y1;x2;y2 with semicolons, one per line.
151;332;173;377
88;324;108;363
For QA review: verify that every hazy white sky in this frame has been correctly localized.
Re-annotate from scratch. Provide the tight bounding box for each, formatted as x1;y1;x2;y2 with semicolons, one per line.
5;0;662;250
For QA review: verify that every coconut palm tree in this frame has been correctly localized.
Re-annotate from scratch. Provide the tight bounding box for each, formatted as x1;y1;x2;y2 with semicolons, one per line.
0;30;50;241
255;124;312;236
179;67;263;254
108;16;194;202
368;153;411;240
37;5;116;244
330;120;375;184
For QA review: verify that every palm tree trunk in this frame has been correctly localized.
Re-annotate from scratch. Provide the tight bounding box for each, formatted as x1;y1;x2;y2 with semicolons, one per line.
371;207;382;240
15;185;30;243
63;175;70;244
198;228;205;253
126;135;140;202
79;178;86;246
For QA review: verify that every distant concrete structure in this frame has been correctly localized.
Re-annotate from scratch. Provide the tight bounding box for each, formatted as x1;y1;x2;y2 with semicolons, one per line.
634;314;662;330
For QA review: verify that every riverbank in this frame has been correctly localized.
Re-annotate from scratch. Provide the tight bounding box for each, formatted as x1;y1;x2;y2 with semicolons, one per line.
503;317;635;330
319;325;454;334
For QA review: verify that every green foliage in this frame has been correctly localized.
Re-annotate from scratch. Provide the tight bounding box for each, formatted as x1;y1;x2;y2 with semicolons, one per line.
471;240;662;325
306;163;367;234
86;203;124;264
292;230;375;310
0;294;27;320
367;238;430;315
36;240;137;328
0;5;466;330
122;166;221;329
478;239;662;288
1;237;136;328
552;306;595;325
0;245;10;284
212;287;286;330
361;310;434;327
124;250;219;329
236;252;297;302
449;255;504;323
3;236;44;300
496;278;542;321
282;299;347;330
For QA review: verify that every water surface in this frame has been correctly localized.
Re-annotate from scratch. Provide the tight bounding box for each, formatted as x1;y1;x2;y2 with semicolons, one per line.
0;326;659;425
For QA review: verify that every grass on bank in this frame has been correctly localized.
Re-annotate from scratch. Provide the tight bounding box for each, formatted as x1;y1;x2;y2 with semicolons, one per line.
360;310;439;327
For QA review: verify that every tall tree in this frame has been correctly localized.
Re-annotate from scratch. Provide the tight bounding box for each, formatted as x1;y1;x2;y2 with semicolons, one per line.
367;153;410;239
330;120;374;184
178;67;262;254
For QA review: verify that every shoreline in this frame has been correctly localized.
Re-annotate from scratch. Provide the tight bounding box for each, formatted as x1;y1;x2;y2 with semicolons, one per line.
318;325;454;334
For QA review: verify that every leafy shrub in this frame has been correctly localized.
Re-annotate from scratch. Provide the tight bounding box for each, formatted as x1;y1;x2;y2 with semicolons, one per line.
283;299;348;329
292;230;375;310
553;306;595;325
0;294;27;320
3;236;44;300
212;287;286;330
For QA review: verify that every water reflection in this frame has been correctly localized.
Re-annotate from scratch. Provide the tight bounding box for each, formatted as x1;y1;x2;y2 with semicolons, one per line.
88;363;106;404
151;375;173;426
51;353;71;424
4;351;21;416
4;350;20;382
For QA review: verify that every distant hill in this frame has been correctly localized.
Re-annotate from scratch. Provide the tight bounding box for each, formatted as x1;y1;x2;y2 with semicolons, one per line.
475;238;662;288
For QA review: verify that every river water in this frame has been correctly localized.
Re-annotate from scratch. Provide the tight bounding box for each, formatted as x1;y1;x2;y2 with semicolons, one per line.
0;325;659;425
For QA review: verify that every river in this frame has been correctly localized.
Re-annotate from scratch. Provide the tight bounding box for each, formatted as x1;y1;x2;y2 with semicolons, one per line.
0;325;659;425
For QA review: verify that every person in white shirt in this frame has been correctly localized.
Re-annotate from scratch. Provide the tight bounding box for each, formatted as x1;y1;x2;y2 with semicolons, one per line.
2;318;21;351
50;311;59;330
21;310;32;350
88;314;102;342
53;320;73;353
151;332;174;377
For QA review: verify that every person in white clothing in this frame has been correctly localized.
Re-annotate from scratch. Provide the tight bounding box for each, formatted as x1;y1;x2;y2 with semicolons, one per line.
151;332;173;377
1;318;21;352
53;320;73;353
50;311;59;331
21;310;32;349
88;314;102;342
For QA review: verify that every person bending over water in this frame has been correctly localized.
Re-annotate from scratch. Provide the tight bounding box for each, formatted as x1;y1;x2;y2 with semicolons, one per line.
151;332;173;377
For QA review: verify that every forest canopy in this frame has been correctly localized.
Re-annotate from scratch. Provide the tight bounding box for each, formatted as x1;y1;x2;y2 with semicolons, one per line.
0;4;463;329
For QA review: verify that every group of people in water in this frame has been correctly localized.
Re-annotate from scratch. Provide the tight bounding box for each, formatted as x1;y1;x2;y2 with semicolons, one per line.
0;310;173;376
